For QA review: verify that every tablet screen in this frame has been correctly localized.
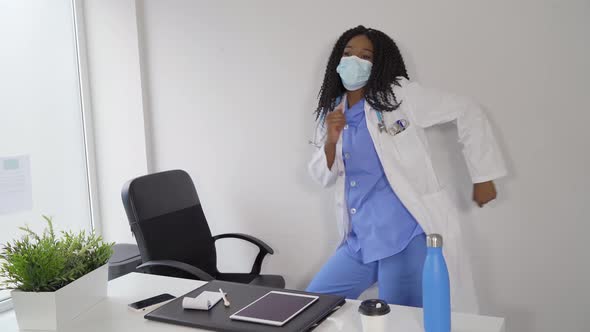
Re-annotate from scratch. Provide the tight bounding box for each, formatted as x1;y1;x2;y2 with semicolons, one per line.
230;291;319;326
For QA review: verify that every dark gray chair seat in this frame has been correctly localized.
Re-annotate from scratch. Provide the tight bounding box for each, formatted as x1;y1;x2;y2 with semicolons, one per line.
108;243;141;280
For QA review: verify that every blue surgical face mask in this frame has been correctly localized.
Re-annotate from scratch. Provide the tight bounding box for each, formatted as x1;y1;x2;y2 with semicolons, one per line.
336;55;373;91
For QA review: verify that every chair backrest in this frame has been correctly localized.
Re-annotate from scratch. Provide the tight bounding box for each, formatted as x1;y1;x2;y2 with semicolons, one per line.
121;169;218;278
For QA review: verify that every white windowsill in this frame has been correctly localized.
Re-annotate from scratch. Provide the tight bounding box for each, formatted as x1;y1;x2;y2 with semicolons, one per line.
0;298;13;313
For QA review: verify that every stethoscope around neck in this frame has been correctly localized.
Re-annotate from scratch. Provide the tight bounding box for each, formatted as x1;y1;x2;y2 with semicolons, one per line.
308;108;410;148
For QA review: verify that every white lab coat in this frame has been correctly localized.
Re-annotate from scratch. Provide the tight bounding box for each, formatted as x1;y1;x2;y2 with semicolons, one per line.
308;77;507;314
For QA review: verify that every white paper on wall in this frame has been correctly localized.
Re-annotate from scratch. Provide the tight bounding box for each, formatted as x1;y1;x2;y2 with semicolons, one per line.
0;155;33;215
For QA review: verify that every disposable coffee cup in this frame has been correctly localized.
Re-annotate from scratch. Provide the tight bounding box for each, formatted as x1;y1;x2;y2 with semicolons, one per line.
358;299;390;332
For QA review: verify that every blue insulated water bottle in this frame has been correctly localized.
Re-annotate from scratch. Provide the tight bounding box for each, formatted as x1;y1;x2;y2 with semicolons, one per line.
423;234;451;332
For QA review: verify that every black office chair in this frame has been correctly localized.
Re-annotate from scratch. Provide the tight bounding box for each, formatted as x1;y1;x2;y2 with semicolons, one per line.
121;169;285;288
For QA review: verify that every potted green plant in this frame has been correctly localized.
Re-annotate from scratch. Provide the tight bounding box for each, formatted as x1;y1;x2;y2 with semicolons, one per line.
0;216;114;331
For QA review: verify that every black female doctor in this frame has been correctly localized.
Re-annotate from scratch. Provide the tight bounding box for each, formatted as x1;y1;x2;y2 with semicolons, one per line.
306;26;506;312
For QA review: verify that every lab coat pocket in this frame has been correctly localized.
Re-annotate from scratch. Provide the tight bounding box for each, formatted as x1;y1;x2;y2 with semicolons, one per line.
384;127;432;195
392;126;430;178
392;121;422;153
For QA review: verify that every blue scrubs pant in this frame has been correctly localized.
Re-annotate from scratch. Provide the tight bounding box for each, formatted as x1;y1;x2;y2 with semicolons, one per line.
306;233;426;307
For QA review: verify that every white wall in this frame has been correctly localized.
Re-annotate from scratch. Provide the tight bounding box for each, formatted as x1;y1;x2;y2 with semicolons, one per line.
82;0;149;244
88;1;590;331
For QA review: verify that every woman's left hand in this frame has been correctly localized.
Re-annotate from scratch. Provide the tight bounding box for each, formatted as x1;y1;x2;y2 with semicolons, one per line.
473;181;497;207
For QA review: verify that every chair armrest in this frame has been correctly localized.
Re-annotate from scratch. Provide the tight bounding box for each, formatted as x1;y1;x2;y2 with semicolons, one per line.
213;233;274;275
136;260;214;281
213;233;274;254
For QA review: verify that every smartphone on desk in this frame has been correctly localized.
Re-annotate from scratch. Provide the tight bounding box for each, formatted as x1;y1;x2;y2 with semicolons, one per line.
128;293;175;312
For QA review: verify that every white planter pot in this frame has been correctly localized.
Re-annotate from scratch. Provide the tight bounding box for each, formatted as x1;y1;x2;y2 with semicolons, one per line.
10;264;108;331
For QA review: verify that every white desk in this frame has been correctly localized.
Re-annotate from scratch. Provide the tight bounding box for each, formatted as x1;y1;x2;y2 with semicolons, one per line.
0;273;505;332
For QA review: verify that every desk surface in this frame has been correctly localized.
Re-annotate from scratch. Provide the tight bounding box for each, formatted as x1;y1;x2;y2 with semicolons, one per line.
0;273;505;332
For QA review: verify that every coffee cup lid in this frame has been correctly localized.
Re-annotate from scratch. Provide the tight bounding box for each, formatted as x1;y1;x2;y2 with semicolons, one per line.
358;299;391;316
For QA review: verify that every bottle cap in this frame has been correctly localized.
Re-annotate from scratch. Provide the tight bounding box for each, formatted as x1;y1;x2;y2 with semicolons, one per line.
358;299;390;316
427;234;443;248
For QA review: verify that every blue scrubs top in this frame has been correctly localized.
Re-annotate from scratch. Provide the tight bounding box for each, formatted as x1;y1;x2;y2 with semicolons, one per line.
342;98;424;263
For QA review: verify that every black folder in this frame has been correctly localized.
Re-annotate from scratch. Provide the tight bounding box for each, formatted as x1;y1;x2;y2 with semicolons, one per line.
145;280;346;332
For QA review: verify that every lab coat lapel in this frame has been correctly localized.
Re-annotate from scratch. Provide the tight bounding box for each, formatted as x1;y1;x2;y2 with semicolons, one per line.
363;103;434;234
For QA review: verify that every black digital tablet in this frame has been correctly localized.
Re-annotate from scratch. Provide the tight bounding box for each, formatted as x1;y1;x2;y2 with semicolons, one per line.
230;291;319;327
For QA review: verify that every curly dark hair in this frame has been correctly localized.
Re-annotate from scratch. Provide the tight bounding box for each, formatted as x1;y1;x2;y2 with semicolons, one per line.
314;25;409;121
